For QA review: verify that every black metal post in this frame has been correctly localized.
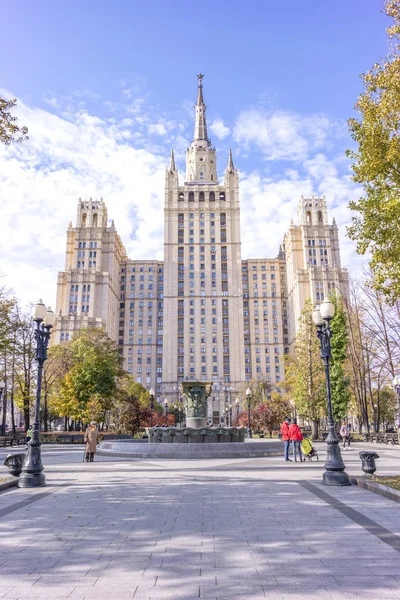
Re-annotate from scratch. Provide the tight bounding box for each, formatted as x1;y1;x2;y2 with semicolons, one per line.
229;405;232;427
236;404;239;424
19;319;53;488
0;387;4;436
394;384;400;428
316;319;350;486
150;393;154;429
247;396;252;438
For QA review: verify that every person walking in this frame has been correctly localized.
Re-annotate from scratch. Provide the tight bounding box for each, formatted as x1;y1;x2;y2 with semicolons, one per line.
281;417;292;462
289;419;303;462
25;427;33;443
340;421;350;449
84;421;99;462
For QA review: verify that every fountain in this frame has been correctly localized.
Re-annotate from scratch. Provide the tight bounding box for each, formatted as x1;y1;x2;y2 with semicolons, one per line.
148;381;246;443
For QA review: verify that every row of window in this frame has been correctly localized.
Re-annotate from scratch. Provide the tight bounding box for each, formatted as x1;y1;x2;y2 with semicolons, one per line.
178;191;226;202
77;261;97;268
78;241;98;248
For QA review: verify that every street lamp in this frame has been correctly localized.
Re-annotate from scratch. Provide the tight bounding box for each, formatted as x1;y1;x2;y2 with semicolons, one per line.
149;388;155;428
19;300;56;488
229;403;232;427
392;376;400;429
0;382;5;435
235;397;239;425
164;398;168;419
246;387;252;438
312;298;350;486
225;405;229;426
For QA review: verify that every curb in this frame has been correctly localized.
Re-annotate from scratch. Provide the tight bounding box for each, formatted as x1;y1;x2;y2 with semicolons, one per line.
0;478;18;492
97;449;284;459
350;476;400;503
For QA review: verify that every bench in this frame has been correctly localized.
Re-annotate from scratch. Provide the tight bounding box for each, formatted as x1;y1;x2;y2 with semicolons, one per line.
0;434;25;447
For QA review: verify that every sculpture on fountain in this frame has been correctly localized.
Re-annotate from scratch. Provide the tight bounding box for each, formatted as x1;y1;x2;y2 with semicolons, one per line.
148;381;246;444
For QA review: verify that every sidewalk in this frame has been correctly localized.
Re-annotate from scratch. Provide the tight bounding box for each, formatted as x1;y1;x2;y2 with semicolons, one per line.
0;446;399;599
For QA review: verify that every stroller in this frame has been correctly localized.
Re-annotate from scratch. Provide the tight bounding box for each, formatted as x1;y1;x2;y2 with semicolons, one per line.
301;437;319;461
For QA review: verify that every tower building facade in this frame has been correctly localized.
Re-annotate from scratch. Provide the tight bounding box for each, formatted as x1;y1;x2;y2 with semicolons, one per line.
53;76;348;420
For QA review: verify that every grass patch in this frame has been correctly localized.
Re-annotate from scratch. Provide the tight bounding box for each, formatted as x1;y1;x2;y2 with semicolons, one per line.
371;476;400;491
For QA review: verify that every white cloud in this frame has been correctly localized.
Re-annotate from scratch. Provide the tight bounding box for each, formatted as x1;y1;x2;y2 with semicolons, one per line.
233;108;342;161
210;119;230;140
0;90;368;310
148;123;167;136
0;93;167;308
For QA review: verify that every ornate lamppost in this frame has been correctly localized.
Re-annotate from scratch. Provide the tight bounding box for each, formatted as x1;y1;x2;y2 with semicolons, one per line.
164;398;168;420
0;382;5;435
19;300;56;488
235;397;239;425
392;376;400;431
229;403;232;427
312;298;350;486
246;386;252;438
225;405;229;426
149;388;154;428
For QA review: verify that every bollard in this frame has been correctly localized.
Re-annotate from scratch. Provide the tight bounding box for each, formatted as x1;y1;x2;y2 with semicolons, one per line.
359;451;379;476
4;453;25;477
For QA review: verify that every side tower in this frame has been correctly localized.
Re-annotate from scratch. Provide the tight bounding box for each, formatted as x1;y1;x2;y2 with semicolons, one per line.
283;196;349;346
53;197;127;344
162;75;245;401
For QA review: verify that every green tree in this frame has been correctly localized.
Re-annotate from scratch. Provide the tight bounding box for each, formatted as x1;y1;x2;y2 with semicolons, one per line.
0;97;28;145
58;328;122;424
330;295;351;422
347;1;400;303
284;300;326;439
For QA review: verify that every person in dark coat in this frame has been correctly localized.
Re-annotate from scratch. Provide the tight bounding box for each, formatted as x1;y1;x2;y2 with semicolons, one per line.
84;421;99;462
281;417;292;462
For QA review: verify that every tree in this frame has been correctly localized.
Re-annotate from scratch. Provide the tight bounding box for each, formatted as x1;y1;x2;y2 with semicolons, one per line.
58;329;122;424
41;344;73;431
330;295;351;422
251;391;291;436
284;300;326;439
0;97;28;145
347;1;400;303
111;376;162;435
245;378;273;407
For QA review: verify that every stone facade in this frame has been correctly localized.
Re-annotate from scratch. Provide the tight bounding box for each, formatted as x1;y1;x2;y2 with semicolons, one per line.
53;76;348;421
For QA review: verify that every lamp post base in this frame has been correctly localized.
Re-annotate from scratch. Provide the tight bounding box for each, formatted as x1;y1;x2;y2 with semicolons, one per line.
18;472;45;488
18;441;46;488
323;435;351;486
323;470;351;486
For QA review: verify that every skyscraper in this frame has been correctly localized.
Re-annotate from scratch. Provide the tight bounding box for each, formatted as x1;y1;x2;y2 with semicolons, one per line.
53;76;348;420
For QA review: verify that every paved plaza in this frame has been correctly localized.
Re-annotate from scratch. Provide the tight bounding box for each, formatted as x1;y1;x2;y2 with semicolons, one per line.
0;443;400;599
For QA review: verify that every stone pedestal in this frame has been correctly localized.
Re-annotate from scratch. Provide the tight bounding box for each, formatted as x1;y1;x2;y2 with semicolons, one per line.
186;417;207;429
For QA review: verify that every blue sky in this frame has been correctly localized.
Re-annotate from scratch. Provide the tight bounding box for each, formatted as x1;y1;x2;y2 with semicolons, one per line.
0;0;390;306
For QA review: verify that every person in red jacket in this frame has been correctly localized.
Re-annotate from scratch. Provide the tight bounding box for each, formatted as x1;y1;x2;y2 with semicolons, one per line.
289;419;303;462
280;417;292;461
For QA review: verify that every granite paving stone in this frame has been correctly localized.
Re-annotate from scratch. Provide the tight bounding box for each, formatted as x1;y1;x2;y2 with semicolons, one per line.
1;444;400;599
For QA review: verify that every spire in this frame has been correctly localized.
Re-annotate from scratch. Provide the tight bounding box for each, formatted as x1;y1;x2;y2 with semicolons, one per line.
193;73;209;143
168;149;176;173
226;148;235;173
197;73;204;104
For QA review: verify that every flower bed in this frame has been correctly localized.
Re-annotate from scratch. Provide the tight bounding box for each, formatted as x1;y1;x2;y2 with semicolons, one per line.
39;432;132;444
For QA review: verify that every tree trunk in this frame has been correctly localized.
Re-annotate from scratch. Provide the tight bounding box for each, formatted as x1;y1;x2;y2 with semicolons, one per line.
311;419;319;440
